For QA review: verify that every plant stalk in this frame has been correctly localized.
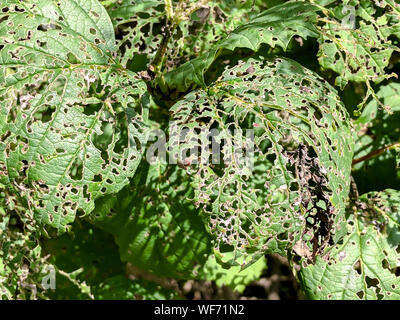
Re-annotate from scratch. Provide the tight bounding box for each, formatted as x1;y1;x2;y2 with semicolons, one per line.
352;141;400;166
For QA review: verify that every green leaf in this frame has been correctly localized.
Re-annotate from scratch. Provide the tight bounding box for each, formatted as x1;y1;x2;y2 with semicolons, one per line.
103;0;271;72
299;189;400;300
168;57;354;267
0;0;150;233
317;0;399;89
42;221;178;299
103;0;164;68
164;0;399;112
170;0;271;67
42;221;125;286
200;254;266;293
92;275;178;300
0;186;54;300
217;2;319;52
90;160;212;279
164;1;320;91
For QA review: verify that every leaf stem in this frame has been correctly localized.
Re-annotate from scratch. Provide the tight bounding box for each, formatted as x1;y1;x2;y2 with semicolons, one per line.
147;0;209;91
352;141;400;166
148;0;177;85
165;0;174;21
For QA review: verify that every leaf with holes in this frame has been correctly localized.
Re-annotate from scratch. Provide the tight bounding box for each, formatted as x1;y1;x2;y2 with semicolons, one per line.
165;0;270;71
299;189;400;300
352;83;400;193
0;0;150;233
0;183;55;299
168;57;354;267
103;0;271;73
317;0;399;89
103;0;164;68
164;1;320;91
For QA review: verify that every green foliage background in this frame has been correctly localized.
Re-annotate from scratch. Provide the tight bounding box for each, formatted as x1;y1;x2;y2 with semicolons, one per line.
0;0;399;300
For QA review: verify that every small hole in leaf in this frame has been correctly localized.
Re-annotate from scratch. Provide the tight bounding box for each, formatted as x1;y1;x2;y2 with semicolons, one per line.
365;276;379;288
353;259;361;275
